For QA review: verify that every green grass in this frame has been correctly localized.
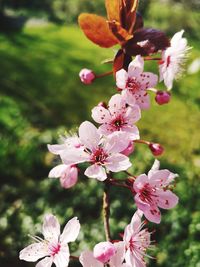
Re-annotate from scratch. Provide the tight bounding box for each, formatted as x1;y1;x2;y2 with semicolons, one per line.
0;23;200;267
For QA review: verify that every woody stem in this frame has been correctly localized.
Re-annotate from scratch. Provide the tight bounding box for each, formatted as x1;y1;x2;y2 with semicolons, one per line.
144;56;162;61
134;139;150;145
103;182;111;241
96;71;113;79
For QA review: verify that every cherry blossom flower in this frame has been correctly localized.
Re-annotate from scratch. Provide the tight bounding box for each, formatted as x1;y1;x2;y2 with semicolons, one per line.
92;94;141;139
116;56;158;109
19;214;80;267
80;241;127;267
61;121;132;181
123;210;151;267
159;30;190;90
49;164;78;189
133;160;179;223
93;241;116;263
79;68;95;84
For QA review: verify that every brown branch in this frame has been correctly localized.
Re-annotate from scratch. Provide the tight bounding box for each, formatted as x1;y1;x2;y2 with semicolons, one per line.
103;182;111;241
95;71;113;79
70;255;79;261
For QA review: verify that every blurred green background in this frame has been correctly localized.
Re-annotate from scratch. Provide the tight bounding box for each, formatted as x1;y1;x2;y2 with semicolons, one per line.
0;0;200;266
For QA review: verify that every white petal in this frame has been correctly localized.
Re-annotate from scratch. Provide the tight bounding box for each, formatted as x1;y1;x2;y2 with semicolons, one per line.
121;90;136;106
48;144;67;155
61;149;90;165
130;210;143;232
84;164;107;181
148;159;160;178
124;105;141;124
42;214;60;242
36;257;53;267
79;121;100;151
171;30;185;47
53;245;70;267
79;251;103;267
91;106;111;124
104;132;130;154
60;217;80;244
116;69;128;89
19;242;48;262
106;154;131;172
109;241;125;266
108;94;126;115
48;164;69;178
128;55;144;77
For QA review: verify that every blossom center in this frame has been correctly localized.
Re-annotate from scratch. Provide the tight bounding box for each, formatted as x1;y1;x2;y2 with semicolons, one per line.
139;183;155;204
112;116;125;130
49;243;61;257
91;148;108;165
126;77;141;93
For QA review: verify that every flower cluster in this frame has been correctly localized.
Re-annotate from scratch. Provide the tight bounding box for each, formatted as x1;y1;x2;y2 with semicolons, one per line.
19;1;189;267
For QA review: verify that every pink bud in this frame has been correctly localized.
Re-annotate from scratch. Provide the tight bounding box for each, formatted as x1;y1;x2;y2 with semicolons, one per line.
79;68;95;85
93;241;116;263
60;166;78;189
121;141;135;156
155;91;171;105
149;143;164;156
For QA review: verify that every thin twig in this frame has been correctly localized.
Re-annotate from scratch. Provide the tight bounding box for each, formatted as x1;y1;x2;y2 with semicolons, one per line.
103;182;111;241
70;255;79;260
96;71;113;79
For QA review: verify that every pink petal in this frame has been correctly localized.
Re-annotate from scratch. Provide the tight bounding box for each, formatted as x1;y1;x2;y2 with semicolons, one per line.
48;164;69;178
61;149;90;165
48;144;67;155
105;153;131;172
156;190;179;209
84;164;107;181
139;72;158;90
148;159;160;178
91;106;111;124
128;55;144;77
60;166;78;189
60;217;80;244
121;90;136;106
116;69;128;89
98;124;116;136
79;251;103;267
133;174;149;193
134;194;149;212
79;121;100;151
109;241;125;266
143;205;161;224
104;132;131;154
135;93;150;110
19;243;49;262
53;245;70;267
124;105;141;124
42;214;60;242
148;170;171;187
108;94;126;115
125;248;145;267
36;257;53;267
130;210;143;232
122;125;140;140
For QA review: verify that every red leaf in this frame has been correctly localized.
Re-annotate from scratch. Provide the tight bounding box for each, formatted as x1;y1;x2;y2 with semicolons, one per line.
78;13;118;48
113;49;132;74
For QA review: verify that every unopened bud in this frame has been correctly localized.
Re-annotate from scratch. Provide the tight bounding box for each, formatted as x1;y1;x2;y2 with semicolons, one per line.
155;91;171;105
79;68;95;85
121;141;135;156
93;241;116;263
149;143;164;156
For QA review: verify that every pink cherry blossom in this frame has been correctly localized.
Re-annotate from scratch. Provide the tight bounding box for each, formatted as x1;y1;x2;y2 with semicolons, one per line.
116;55;158;109
121;141;135;156
80;241;127;267
92;94;141;139
123;210;151;267
79;68;95;84
133;160;179;223
61;121;132;181
93;241;116;263
159;30;190;90
19;214;80;267
49;164;78;189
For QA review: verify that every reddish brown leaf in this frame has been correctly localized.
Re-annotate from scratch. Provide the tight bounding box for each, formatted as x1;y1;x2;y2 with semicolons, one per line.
124;28;170;56
105;0;121;22
133;12;144;32
108;21;133;44
78;13;118;48
113;49;132;74
120;0;139;33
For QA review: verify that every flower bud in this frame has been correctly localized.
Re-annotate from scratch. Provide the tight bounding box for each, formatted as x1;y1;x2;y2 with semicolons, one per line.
121;141;135;156
155;91;171;105
149;143;164;156
93;241;116;263
79;68;95;85
60;165;78;189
